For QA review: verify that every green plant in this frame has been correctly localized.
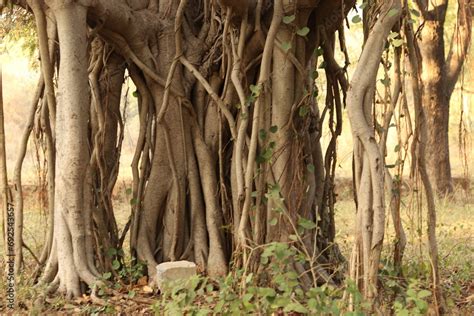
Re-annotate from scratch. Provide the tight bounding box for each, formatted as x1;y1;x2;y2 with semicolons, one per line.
152;241;369;315
153;275;212;315
105;247;146;284
393;280;431;315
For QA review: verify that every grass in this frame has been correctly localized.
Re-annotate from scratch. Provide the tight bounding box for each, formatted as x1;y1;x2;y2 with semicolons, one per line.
333;182;474;314
0;181;473;314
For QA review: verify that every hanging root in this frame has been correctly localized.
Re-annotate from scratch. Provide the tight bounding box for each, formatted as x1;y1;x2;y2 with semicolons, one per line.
18;0;363;298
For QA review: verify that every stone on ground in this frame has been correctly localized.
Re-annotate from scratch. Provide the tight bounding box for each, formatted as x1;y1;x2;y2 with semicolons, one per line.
155;260;197;290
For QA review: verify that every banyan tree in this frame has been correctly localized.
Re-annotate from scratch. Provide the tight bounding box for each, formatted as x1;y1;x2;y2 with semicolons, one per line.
4;0;406;305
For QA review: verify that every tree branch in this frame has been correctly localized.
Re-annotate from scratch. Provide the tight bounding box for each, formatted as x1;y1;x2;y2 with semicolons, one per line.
414;0;428;15
445;0;472;96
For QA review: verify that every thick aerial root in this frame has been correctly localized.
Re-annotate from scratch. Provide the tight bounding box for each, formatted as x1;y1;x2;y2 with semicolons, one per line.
13;77;44;273
192;122;228;277
24;0;358;297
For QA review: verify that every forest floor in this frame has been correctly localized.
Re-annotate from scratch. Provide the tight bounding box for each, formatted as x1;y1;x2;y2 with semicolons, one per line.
0;179;473;315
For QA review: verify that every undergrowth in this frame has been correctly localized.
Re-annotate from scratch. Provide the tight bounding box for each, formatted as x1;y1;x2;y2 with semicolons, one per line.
153;242;435;315
1;188;472;315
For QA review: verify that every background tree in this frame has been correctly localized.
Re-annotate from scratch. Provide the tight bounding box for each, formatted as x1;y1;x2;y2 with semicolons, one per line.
1;65;11;262
415;0;472;195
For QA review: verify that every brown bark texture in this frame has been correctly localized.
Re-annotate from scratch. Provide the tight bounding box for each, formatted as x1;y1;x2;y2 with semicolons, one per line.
417;0;472;195
7;0;364;298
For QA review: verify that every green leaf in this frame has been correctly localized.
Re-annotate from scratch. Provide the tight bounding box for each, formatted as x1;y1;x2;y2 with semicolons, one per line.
281;41;292;52
245;273;253;284
298;217;317;230
284;302;309;314
418;289;431;299
257;146;274;164
397;309;410;316
407;288;417;298
289;234;298;241
307;164;315;173
107;247;118;257
216;300;228;313
270;182;280;192
273;296;291;307
392;39;404;47
312;86;319;98
132;90;139;98
352;15;362;24
415;299;428;312
269;125;278;133
269;218;278;226
296;27;310;37
410;8;421;17
389;32;399;39
259;129;267;140
299;106;309;117
249;84;261;97
112;259;121;270
242;293;254;309
125;188;132;195
128;290;136;298
102;272;112;280
282;15;296;24
381;76;391;86
259;287;276;298
387;8;399;17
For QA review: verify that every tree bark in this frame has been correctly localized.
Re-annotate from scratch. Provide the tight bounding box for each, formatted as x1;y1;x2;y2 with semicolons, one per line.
12;0;358;297
48;0;100;297
0;64;11;265
418;0;472;195
419;8;453;195
347;0;401;304
406;16;446;313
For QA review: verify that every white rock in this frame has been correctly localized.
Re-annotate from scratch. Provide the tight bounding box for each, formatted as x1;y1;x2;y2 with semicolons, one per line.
155;261;197;290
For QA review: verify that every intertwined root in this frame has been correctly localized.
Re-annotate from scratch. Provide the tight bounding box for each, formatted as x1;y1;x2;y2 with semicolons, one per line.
24;0;355;297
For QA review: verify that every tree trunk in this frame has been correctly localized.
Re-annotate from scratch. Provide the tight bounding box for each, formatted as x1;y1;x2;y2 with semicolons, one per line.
11;0;357;297
418;0;473;195
406;17;446;313
419;16;453;195
45;0;100;297
0;64;11;265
